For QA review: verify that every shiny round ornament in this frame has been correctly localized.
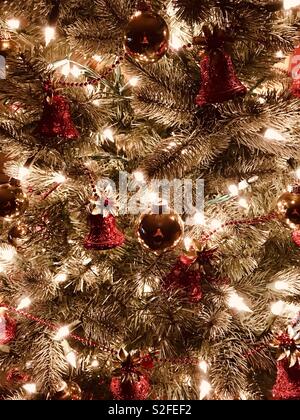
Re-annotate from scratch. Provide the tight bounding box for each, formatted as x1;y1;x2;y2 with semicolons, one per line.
0;184;28;218
52;381;82;400
137;204;184;253
124;10;169;63
8;223;29;247
110;375;150;400
276;187;300;228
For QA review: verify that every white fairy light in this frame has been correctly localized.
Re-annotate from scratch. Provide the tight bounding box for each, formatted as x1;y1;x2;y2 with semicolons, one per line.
54;273;68;283
238;198;249;209
271;300;285;315
103;128;114;142
199;379;211;400
238;180;249;191
170;28;184;50
91;359;99;368
92;54;103;62
61;61;71;76
143;283;153;294
210;219;223;230
82;257;92;266
0;245;17;263
6;18;20;30
52;173;66;184
44;26;55;46
129;77;139;87
193;212;205;225
17;297;32;311
295;168;300;180
65;350;77;368
228;184;239;196
199;360;208;374
133;170;145;183
184;236;193;251
227;291;252;313
275;51;284;58
70;65;82;78
283;0;300;9
273;280;289;291
54;326;70;341
22;383;37;394
264;128;285;142
18;166;30;181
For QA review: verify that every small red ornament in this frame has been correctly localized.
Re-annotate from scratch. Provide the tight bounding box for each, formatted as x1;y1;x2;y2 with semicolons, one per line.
0;311;16;345
194;27;247;106
290;45;300;98
37;83;79;140
84;213;125;251
292;230;300;247
273;360;300;400
163;255;202;303
6;368;30;385
110;375;150;400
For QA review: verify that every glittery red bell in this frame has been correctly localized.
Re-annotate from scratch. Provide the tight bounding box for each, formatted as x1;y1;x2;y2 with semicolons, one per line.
273;360;300;400
110;375;150;400
292;230;300;247
163;255;202;303
37;94;79;140
0;311;16;345
84;214;125;251
196;50;247;106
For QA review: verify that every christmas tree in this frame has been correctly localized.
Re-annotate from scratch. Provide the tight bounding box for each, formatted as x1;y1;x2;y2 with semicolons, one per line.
0;0;300;401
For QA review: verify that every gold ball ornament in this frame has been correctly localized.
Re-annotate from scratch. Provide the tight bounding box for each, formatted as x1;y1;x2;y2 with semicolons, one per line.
276;186;300;228
0;183;28;218
8;223;29;247
52;381;82;400
137;204;184;253
124;9;169;63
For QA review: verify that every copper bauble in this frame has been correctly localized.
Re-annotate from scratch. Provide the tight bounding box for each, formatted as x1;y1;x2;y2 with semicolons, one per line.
137;205;184;253
124;10;169;63
0;184;28;218
0;39;13;54
276;187;300;228
53;381;82;400
8;223;29;247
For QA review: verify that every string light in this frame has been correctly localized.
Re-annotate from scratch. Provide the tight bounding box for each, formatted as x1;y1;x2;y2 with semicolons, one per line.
91;359;99;368
0;245;17;264
273;280;289;291
193;212;205;225
275;51;284;58
238;197;249;209
199;379;211;400
22;383;37;394
16;297;32;311
271;300;285;315
44;26;56;46
170;28;185;50
227;291;252;313
61;61;71;76
210;219;223;230
102;128;114;142
52;173;66;184
228;184;239;196
133;170;145;183
264;128;285;142
283;0;300;9
199;360;208;374
54;326;70;341
183;236;193;251
70;65;82;78
92;54;103;62
65;350;77;369
54;273;68;283
295;168;300;179
129;77;139;87
143;283;153;294
6;18;20;30
18;166;30;181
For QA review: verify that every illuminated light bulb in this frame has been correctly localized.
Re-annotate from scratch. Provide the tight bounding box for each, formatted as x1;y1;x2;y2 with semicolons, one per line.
295;168;300;180
6;18;20;30
61;61;71;76
210;219;223;230
271;300;285;316
275;51;284;59
18;166;30;180
17;297;32;311
193;212;205;225
184;236;193;251
93;54;102;62
91;359;99;368
54;326;70;341
44;26;55;46
238;180;249;191
54;273;68;283
82;257;92;266
146;190;159;204
22;383;37;394
52;173;66;184
238;198;249;209
170;29;184;50
227;291;252;313
240;392;248;400
103;128;114;142
0;245;17;263
143;283;153;294
199;379;211;400
199;360;208;374
283;0;300;9
168;141;177;148
273;280;288;291
133;170;145;183
264;128;285;142
228;184;239;196
65;350;77;368
70;65;82;78
129;77;139;87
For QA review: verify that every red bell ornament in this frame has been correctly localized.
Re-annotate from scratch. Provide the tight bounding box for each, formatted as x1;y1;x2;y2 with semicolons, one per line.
110;375;150;400
273;360;300;400
84;213;125;251
37;92;79;140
